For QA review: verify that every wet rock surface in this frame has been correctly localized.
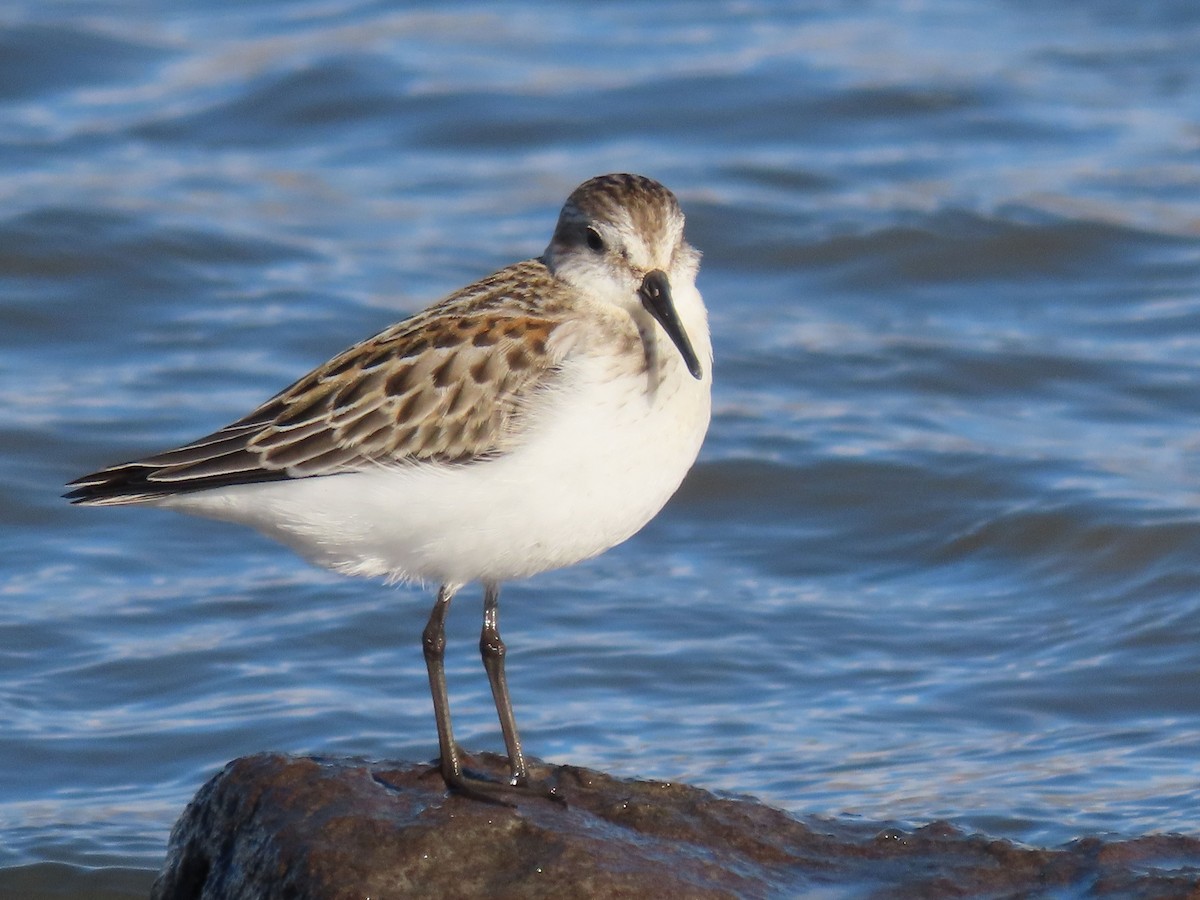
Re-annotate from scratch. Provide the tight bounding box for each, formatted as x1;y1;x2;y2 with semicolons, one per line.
153;753;1200;899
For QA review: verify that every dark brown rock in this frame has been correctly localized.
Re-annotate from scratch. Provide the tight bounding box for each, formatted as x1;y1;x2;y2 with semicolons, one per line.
153;752;1200;900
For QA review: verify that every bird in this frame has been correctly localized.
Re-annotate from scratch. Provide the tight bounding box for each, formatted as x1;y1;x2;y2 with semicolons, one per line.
65;173;713;803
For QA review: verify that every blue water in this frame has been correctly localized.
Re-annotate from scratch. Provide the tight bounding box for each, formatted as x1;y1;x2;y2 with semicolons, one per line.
4;0;1200;892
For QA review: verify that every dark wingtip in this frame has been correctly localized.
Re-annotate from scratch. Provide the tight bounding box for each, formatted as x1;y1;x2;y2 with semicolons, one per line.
64;458;298;506
63;465;157;506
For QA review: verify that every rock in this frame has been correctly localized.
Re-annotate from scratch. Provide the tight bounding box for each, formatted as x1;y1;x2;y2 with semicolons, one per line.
153;752;1200;899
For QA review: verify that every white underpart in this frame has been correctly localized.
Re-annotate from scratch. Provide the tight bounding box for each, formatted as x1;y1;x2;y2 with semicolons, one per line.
161;279;712;586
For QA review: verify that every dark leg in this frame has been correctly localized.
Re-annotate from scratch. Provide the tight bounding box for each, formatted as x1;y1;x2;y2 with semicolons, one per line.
421;582;562;805
422;584;465;787
480;581;528;785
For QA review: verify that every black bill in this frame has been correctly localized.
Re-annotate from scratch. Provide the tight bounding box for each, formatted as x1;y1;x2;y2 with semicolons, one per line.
638;269;703;380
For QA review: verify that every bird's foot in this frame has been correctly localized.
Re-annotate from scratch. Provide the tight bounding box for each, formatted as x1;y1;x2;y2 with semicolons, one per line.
429;757;565;806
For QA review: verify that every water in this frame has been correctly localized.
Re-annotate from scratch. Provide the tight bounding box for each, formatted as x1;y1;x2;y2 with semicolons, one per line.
3;0;1200;893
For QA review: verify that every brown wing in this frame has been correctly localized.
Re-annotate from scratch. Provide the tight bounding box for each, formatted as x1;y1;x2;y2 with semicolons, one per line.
66;261;568;505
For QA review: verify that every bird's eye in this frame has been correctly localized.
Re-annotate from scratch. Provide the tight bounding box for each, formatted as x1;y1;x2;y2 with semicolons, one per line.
585;227;605;252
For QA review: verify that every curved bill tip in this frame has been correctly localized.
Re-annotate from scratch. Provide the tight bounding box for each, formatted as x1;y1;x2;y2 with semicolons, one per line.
638;270;703;380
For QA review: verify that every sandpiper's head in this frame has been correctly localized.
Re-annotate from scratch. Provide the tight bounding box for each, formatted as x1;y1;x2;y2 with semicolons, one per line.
545;173;703;379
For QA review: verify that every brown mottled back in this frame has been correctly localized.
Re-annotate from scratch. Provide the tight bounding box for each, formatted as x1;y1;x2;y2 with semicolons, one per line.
65;259;569;503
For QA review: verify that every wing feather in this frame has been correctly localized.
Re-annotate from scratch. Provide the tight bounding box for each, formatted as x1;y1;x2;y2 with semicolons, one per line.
66;260;571;505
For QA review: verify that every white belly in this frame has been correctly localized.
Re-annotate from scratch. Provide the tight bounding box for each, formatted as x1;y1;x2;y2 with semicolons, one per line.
163;348;711;586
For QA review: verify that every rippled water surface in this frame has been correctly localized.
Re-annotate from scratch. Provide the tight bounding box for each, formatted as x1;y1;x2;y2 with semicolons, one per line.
4;0;1200;893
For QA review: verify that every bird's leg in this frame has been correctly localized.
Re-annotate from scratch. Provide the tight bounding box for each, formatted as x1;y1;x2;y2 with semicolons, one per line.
421;582;561;805
421;583;537;805
480;582;528;785
422;584;465;787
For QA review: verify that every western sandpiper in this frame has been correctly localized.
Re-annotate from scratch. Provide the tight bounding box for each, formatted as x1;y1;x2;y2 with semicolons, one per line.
66;173;712;802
